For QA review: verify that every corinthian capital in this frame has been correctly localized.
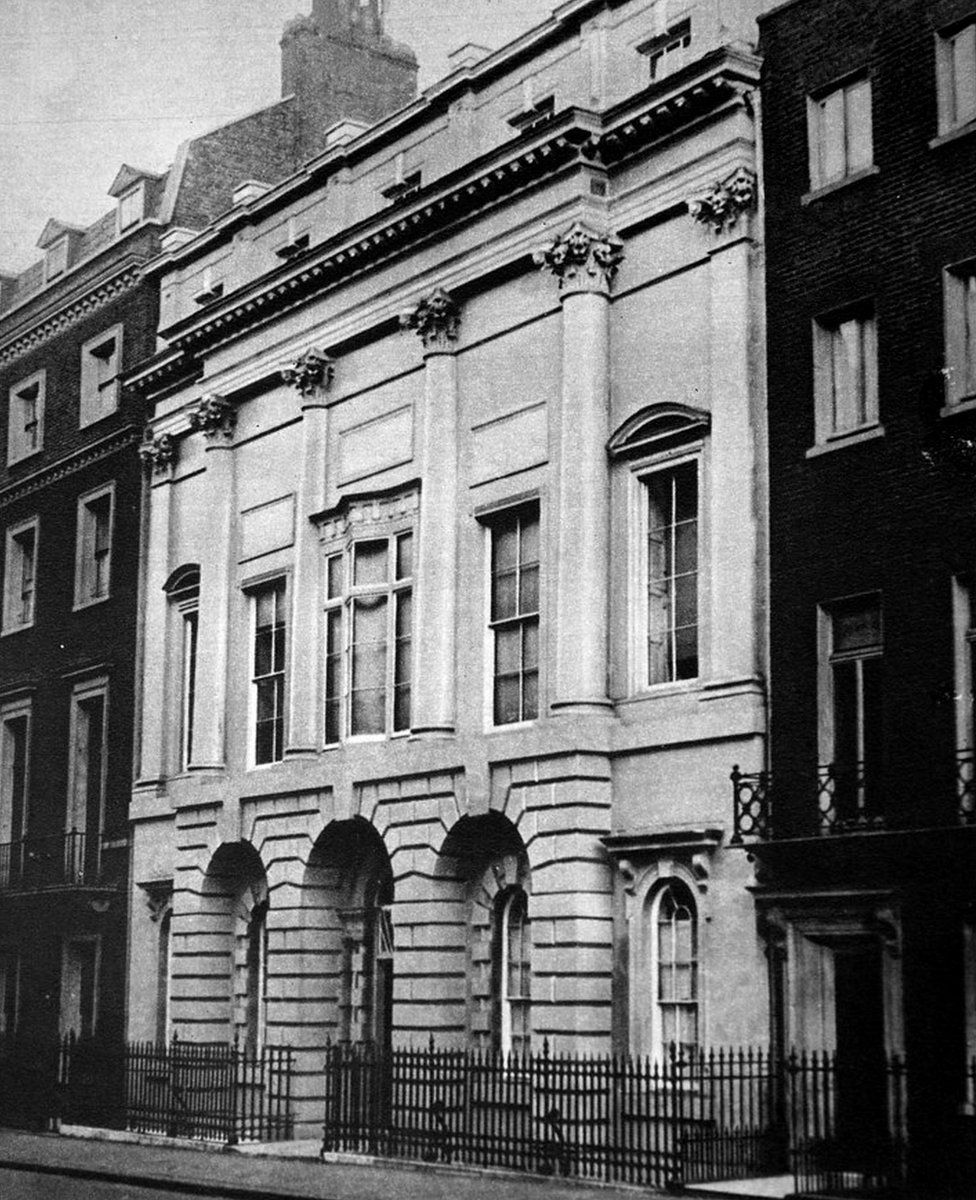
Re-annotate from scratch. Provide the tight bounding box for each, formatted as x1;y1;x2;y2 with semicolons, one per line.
189;393;236;442
281;347;335;398
534;221;624;297
139;432;178;476
688;167;757;232
400;288;461;354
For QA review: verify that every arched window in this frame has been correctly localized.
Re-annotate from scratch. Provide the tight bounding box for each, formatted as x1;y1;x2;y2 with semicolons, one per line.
164;565;200;772
653;881;698;1054
156;908;172;1046
493;886;530;1056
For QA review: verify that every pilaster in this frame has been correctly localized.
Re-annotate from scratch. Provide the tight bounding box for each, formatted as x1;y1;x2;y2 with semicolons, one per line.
188;393;237;771
281;349;335;757
400;288;462;737
535;223;623;716
135;435;178;784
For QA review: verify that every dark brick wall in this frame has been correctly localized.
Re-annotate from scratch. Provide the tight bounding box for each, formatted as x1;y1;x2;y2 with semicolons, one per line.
761;0;976;829
0;276;155;1043
761;0;976;1167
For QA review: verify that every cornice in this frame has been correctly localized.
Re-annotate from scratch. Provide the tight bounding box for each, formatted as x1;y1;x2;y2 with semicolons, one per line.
0;261;147;369
0;425;142;509
138;47;758;393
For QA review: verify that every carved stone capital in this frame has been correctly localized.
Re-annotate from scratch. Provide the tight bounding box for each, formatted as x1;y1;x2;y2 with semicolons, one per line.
688;167;757;232
139;880;173;923
281;347;335;398
533;221;624;297
139;432;178;476
189;392;236;442
400;288;461;354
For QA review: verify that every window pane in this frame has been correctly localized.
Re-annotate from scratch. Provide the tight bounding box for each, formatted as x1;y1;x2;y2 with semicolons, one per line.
395;532;413;581
832;659;859;769
952;26;976;126
519;514;539;566
520;564;539;614
673;519;697;576
492;523;518;574
327;555;344;600
834;601;881;653
325;609;343;744
495;626;521;676
845;79;872;173
354;540;388;586
494;677;521;726
254;627;274;677
522;619;539;671
821;89;846;181
351;689;385;735
492;569;518;622
522;670;539;721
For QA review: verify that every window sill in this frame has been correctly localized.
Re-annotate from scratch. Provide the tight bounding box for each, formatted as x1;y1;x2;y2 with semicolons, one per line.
488;718;539;735
6;448;43;468
941;395;976;419
0;621;34;638
801;165;880;205
72;594;111;613
806;423;884;458
929;120;976;151
624;678;700;701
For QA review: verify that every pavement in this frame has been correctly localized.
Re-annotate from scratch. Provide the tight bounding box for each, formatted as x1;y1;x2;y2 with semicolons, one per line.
0;1127;664;1200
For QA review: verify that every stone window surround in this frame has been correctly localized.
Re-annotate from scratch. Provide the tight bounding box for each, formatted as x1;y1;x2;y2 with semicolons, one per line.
1;515;39;636
73;481;115;611
7;369;45;466
79;323;123;429
806;71;874;194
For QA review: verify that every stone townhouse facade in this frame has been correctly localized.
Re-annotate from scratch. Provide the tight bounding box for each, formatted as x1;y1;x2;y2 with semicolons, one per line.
734;0;976;1189
0;0;417;1050
126;0;773;1134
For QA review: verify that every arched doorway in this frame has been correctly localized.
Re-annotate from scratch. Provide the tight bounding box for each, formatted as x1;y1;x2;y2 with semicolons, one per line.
305;819;394;1052
199;841;268;1048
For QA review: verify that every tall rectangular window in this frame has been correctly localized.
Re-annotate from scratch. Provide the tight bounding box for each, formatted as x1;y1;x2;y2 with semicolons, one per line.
181;610;199;770
645;462;698;684
0;951;19;1036
954;577;976;823
813;307;879;442
252;581;286;765
80;326;122;426
0;701;30;851
68;681;107;869
74;485;114;608
3;518;38;632
324;532;413;742
61;937;99;1039
945;264;976;406
808;77;873;190
823;597;883;827
489;508;539;726
937;22;976;133
7;371;44;465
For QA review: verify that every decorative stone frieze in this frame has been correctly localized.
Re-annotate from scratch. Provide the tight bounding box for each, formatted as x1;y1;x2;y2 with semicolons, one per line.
139;433;178;475
533;221;624;297
280;347;335;397
188;392;236;442
688;167;757;232
399;288;461;353
318;486;420;545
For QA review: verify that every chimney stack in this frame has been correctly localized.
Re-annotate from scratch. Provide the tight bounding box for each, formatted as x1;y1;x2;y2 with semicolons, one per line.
281;0;418;159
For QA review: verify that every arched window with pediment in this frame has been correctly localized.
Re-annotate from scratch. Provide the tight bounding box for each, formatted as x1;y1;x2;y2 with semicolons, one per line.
609;404;709;693
649;880;699;1056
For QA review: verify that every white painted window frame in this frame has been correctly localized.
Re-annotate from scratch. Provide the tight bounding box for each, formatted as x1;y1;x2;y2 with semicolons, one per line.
73;482;115;610
66;675;109;863
0;695;32;845
936;19;976;135
812;305;879;444
79;324;123;427
60;933;101;1039
944;260;976;407
246;575;288;769
7;370;45;465
2;516;39;634
807;75;873;191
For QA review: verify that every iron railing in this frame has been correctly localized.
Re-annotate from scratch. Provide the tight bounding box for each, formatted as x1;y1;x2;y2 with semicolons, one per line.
55;1034;294;1144
323;1040;786;1188
730;765;772;843
0;830;102;892
787;1048;907;1197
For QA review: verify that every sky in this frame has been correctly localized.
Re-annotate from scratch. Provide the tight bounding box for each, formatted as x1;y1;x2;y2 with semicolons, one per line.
0;0;555;273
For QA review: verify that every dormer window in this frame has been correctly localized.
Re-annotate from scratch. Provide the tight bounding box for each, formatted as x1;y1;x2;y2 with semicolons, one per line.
639;18;692;82
274;216;311;260
193;265;224;306
45;237;68;282
117;184;144;233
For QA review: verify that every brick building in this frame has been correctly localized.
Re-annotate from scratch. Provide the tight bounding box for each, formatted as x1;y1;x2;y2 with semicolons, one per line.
126;0;774;1137
0;0;417;1051
733;0;976;1190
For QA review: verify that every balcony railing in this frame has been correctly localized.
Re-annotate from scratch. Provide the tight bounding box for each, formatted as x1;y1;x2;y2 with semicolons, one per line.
734;754;976;844
0;831;105;893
